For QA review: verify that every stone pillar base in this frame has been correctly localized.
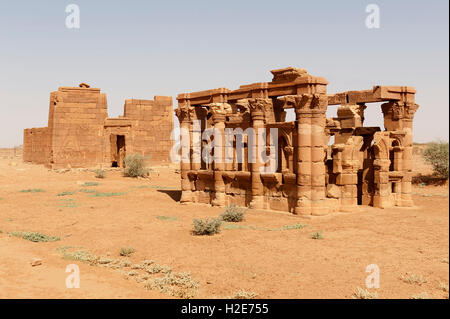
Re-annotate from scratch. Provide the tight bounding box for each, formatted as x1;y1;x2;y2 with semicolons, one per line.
180;190;192;203
249;196;264;209
211;192;226;207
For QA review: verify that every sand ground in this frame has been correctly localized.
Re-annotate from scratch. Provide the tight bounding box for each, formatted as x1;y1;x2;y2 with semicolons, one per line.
0;147;448;299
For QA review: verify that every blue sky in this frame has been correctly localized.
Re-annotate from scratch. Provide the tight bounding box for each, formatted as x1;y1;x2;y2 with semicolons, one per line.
0;0;448;147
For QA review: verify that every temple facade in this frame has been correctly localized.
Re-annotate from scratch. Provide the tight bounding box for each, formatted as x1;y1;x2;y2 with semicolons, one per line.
175;67;418;215
23;84;174;169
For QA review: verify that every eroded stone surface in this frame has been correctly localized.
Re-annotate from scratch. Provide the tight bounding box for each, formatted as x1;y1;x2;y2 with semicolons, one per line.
175;67;418;214
23;84;174;169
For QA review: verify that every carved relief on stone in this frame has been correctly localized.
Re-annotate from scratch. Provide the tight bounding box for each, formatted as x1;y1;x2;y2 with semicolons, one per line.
277;94;328;113
404;102;419;120
247;98;273;114
381;101;418;121
205;102;232;116
175;105;193;122
235;99;250;114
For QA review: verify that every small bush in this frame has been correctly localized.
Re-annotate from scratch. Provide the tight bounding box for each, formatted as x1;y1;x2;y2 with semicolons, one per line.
229;290;258;299
123;154;149;178
120;247;136;257
146;272;199;299
310;231;324;240
423;141;449;178
220;204;246;222
9;231;60;242
352;287;378;299
192;218;222;236
400;272;427;285
94;169;106;179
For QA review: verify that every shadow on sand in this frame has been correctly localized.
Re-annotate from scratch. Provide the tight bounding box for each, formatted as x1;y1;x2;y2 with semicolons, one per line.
157;189;182;202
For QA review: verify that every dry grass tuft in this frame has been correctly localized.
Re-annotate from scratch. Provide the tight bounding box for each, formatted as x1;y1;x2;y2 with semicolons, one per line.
352;287;378;299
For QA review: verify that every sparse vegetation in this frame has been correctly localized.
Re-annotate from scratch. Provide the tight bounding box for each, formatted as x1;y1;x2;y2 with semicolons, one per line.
79;188;96;193
82;182;99;187
192;218;222;236
94;169;106;179
58;199;80;208
9;231;60;242
220;204;246;222
91;192;126;198
352;287;378;299
310;231;324;239
120;247;136;257
439;282;449;292
157;216;178;221
19;189;45;193
62;250;95;263
57;191;75;196
229;290;258;299
146;272;199;299
399;272;428;285
281;223;307;230
411;292;432;299
423;141;449;178
123;154;149;178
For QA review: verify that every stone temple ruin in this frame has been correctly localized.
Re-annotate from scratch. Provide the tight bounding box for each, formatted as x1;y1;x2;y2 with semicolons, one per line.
175;67;418;215
23;84;174;169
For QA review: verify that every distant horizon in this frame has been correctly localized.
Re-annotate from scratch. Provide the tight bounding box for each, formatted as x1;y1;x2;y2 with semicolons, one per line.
1;0;448;147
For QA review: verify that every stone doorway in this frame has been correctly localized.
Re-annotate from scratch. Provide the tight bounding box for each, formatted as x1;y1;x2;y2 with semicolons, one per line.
111;134;126;167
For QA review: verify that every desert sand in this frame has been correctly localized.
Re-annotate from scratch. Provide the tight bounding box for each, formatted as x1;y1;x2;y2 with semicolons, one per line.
0;147;448;299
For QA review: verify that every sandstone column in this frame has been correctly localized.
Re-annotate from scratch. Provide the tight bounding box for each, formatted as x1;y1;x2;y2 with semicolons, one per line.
294;94;329;216
248;98;267;209
175;104;193;203
211;111;226;206
401;102;419;206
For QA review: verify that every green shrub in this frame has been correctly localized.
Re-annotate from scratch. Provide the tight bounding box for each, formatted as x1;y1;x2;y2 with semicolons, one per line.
94;169;106;179
423;141;449;178
9;231;60;242
220;204;246;222
192;218;222;235
123;154;149;178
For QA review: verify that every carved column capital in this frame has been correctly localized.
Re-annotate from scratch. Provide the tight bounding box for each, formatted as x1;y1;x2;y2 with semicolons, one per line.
175;105;193;123
279;94;328;116
381;101;419;121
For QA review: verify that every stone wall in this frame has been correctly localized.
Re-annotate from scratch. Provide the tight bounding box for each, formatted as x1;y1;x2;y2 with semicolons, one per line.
23;127;51;165
23;84;174;169
124;96;174;162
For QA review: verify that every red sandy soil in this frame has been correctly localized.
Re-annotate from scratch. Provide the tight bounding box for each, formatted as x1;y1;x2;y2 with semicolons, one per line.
0;148;448;299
